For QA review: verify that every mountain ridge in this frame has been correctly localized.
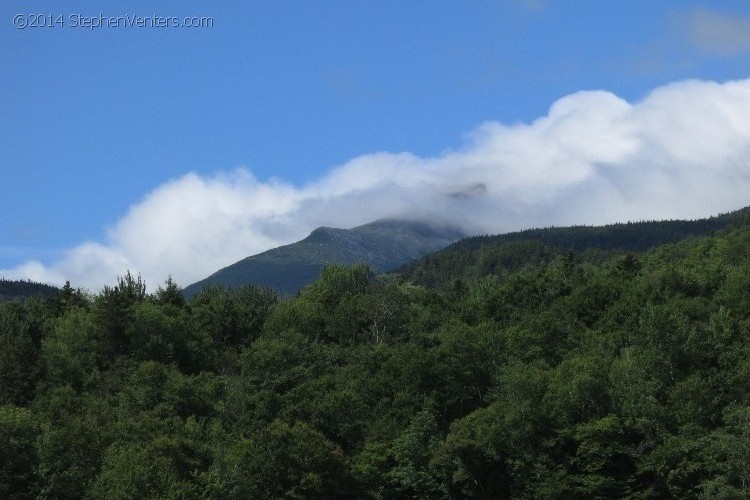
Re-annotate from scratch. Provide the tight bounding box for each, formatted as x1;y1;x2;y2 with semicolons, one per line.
398;205;750;287
0;278;59;302
183;219;464;297
184;206;750;297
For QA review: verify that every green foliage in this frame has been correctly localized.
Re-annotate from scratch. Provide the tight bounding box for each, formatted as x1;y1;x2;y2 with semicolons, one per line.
0;304;39;405
35;388;113;499
90;421;217;499
190;284;277;347
570;415;633;497
40;308;99;390
154;275;185;308
220;420;352;499
354;407;445;498
96;271;147;357
0;405;40;499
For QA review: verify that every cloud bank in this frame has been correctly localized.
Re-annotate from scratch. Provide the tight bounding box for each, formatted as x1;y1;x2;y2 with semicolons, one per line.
3;78;750;291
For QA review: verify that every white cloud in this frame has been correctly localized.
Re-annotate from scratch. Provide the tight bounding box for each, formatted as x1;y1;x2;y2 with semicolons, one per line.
2;78;750;292
682;8;750;55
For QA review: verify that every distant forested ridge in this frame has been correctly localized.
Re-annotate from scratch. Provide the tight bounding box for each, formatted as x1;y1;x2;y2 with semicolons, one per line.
0;278;59;302
399;206;750;287
1;209;750;498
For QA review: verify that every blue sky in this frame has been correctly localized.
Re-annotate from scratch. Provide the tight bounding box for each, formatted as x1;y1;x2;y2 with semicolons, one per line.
1;0;750;289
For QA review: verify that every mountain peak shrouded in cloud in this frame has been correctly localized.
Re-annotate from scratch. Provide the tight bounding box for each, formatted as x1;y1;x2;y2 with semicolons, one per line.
2;78;750;291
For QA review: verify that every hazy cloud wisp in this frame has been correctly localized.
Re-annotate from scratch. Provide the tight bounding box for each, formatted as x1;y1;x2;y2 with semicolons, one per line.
2;78;750;291
682;8;750;55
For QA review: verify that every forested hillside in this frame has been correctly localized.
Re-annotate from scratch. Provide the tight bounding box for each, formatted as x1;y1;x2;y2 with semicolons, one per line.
0;279;58;302
2;219;750;498
400;206;750;288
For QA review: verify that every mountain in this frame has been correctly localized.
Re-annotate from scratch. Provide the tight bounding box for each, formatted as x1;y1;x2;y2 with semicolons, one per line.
183;219;464;297
398;205;750;288
0;278;59;302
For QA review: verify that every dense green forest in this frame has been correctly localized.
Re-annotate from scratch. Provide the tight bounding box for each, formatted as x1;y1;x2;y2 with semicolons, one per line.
2;218;750;498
